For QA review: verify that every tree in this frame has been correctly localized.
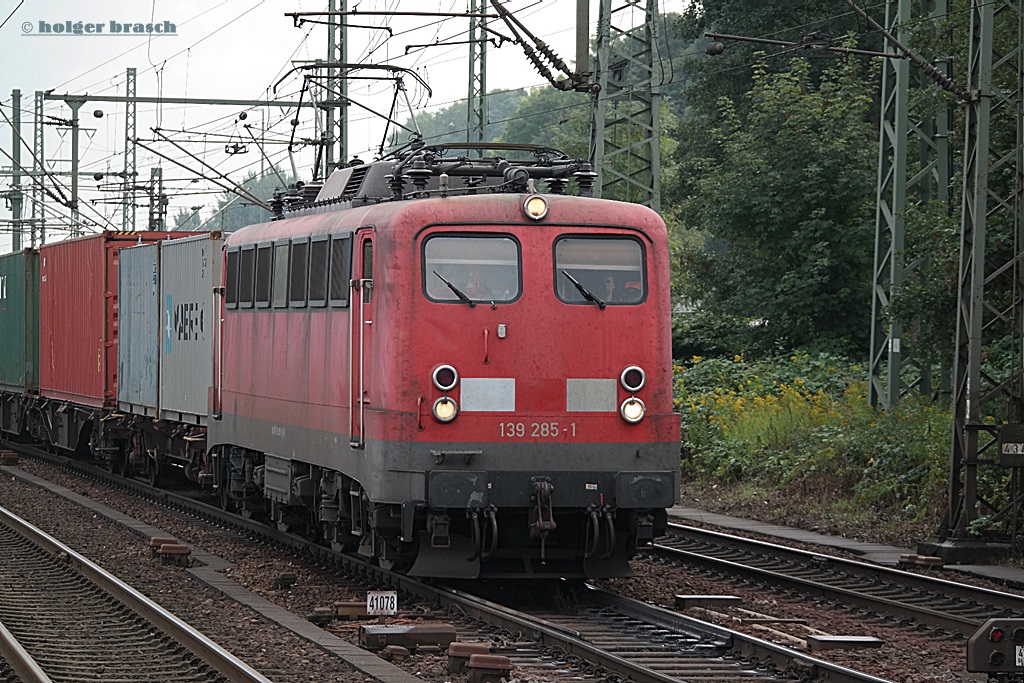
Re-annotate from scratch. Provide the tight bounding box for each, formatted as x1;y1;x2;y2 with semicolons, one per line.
675;55;878;356
213;168;295;232
389;89;528;150
668;2;877;210
172;207;201;231
498;85;590;158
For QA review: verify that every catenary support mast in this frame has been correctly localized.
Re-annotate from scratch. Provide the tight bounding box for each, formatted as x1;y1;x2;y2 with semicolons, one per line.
591;0;661;211
925;0;1024;561
869;0;953;409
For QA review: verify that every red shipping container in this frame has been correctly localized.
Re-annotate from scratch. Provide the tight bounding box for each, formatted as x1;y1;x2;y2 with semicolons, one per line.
39;232;181;407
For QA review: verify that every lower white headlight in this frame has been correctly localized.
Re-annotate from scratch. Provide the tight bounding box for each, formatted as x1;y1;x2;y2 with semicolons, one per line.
433;397;458;423
620;397;646;423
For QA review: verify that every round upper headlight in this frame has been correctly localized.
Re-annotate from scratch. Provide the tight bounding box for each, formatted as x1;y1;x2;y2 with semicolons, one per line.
523;194;548;220
620;365;646;392
620;397;646;423
433;397;458;423
432;364;459;391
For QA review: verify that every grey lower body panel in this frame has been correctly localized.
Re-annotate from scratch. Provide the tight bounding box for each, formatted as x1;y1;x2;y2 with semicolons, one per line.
209;412;680;508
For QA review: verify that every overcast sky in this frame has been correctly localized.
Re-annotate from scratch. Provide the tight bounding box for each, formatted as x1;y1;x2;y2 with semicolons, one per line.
0;0;687;251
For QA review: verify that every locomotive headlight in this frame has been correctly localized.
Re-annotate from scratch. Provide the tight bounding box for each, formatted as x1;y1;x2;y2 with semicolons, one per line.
620;397;646;423
620;365;646;392
523;194;548;221
433;397;458;423
432;364;459;391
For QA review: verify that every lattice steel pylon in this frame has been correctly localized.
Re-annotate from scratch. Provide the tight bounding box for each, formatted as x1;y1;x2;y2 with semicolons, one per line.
123;67;136;232
32;90;44;245
928;0;1024;560
147;166;165;231
467;0;487;145
324;0;347;176
10;89;22;251
869;0;952;409
591;0;661;211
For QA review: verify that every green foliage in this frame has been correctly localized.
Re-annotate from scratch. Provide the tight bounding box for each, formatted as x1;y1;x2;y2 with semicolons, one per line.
172;207;201;231
675;353;950;516
214;168;295;232
671;1;876;173
391;89;528;148
498;86;590;158
672;311;772;359
886;202;959;368
672;54;878;356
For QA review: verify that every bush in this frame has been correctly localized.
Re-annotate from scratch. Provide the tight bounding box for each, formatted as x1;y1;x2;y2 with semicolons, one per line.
675;352;949;516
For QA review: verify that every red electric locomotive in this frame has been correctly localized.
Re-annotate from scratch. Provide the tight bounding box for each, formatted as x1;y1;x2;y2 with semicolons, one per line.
208;144;681;578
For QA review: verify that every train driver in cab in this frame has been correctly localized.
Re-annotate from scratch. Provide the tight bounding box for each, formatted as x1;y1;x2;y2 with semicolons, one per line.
603;275;619;303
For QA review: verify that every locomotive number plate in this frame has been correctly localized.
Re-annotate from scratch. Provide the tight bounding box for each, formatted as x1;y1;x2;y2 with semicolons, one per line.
499;422;577;438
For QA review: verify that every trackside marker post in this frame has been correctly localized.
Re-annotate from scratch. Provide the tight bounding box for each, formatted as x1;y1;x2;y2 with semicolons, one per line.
367;590;397;625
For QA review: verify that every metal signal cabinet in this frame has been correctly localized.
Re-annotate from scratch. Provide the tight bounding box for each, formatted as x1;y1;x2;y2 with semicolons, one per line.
968;618;1024;672
0;248;39;436
117;243;161;417
38;233;179;408
158;232;223;425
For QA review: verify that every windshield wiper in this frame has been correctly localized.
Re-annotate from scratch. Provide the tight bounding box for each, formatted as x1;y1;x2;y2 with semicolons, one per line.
433;270;476;307
561;270;606;309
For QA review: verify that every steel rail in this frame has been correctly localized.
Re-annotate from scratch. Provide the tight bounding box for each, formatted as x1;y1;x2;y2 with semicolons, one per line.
3;444;893;683
657;523;1013;634
668;522;1024;611
436;583;894;683
0;618;52;683
0;504;272;683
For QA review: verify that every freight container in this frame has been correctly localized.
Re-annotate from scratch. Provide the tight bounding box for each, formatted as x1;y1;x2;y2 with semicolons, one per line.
0;248;39;437
0;248;39;394
159;232;224;424
39;232;182;408
117;242;160;416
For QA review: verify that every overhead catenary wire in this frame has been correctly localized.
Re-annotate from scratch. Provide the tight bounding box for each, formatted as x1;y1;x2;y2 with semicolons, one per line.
7;0;929;244
0;104;120;232
144;130;272;210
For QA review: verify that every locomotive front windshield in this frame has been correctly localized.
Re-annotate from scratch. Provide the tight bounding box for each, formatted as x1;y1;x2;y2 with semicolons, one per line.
423;235;521;303
555;236;646;305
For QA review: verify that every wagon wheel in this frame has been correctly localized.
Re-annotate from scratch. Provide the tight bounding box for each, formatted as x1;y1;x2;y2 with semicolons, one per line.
107;446;127;476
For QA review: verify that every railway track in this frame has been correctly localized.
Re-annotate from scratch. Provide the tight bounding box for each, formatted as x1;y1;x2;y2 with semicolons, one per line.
0;504;270;683
442;581;894;683
653;523;1024;635
2;443;897;683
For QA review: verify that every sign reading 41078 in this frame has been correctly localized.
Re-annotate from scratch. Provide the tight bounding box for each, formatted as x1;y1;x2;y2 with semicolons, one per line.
366;590;398;616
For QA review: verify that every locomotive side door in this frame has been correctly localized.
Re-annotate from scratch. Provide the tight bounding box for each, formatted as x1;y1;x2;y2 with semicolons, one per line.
349;228;374;447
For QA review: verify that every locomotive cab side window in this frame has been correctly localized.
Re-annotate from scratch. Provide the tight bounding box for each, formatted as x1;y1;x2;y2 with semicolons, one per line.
554;236;646;305
423;234;521;303
225;248;239;309
289;238;309;308
308;236;329;307
272;241;289;308
255;243;273;308
329;235;352;307
238;245;256;308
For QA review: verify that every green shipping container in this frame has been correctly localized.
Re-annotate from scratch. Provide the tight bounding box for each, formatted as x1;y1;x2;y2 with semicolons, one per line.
0;248;40;393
